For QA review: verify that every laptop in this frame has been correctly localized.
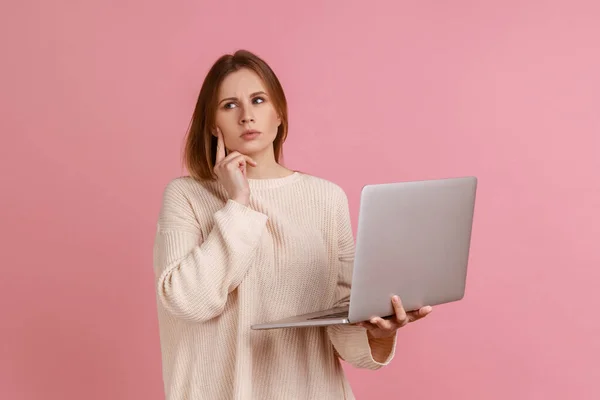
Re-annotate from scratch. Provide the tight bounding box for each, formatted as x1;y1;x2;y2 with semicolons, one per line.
250;176;478;330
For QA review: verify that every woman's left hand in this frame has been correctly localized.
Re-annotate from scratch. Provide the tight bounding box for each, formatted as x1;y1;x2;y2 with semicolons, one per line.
357;295;432;339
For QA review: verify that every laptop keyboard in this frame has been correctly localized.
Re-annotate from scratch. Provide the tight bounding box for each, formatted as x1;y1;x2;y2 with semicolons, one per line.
307;311;349;320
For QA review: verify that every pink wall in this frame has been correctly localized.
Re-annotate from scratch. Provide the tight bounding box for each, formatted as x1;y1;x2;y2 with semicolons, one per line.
1;0;598;399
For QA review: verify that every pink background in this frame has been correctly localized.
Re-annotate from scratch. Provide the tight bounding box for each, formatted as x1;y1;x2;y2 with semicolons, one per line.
1;0;599;399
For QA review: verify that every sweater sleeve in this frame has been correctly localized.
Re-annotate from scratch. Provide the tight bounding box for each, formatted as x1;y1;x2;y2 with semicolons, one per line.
326;188;397;370
153;179;269;323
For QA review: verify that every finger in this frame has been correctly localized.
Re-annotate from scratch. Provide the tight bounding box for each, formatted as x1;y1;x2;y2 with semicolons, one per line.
221;152;257;167
370;317;394;331
392;296;409;326
356;321;376;331
220;151;241;164
408;306;433;322
215;128;226;163
244;155;257;167
223;155;246;173
227;155;251;180
222;153;257;171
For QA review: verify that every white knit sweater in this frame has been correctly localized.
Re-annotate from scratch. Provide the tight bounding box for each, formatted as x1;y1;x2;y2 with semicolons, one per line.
153;171;397;399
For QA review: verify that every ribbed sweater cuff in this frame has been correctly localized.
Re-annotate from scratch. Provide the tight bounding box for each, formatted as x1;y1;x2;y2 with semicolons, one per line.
328;324;397;370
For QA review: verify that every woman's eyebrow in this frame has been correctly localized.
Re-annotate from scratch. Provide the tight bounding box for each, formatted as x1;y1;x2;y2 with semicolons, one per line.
218;91;268;104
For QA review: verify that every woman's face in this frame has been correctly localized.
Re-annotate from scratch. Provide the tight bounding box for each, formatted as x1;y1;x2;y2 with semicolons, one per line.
214;68;281;158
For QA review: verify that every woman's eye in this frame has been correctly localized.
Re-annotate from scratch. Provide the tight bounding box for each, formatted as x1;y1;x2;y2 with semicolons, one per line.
223;97;263;109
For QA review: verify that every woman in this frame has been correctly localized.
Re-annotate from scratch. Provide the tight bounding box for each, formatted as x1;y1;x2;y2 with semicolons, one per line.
153;49;432;399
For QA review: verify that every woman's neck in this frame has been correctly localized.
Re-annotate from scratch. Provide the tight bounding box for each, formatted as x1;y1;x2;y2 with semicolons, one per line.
246;161;293;179
244;147;293;179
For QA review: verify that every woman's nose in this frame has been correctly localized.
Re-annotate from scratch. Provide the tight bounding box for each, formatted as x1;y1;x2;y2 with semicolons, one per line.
241;114;255;124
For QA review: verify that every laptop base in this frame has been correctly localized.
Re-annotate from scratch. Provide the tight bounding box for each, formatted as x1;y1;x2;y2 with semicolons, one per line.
250;306;351;330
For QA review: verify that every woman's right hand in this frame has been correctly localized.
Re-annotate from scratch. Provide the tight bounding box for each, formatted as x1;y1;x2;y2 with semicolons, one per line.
213;127;257;206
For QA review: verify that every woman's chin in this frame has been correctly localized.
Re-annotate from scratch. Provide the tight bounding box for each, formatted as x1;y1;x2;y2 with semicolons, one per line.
233;140;272;157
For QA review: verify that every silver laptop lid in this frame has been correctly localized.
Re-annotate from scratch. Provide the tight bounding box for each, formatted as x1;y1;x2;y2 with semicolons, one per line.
347;176;477;323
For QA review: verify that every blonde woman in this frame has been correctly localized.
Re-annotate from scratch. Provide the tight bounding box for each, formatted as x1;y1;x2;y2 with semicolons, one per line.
153;49;432;399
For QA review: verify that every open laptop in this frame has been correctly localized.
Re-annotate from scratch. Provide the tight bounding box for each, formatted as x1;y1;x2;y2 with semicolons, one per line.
250;176;478;330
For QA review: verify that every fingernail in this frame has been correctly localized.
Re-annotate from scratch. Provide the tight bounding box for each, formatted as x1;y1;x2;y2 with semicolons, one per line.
370;318;377;324
393;296;399;303
425;306;432;312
